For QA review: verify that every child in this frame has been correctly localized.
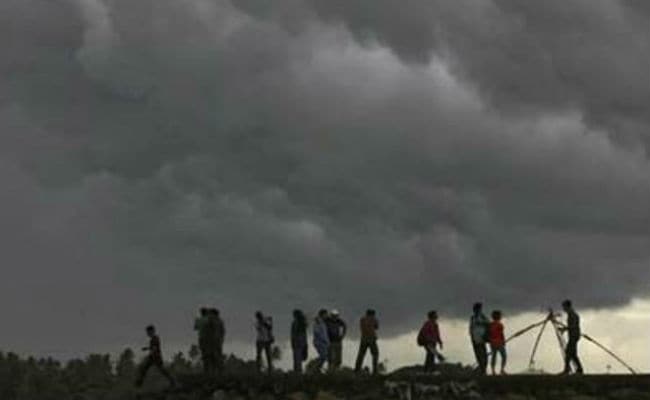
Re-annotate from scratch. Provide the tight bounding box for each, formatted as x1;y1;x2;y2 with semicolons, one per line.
489;310;507;375
418;310;445;373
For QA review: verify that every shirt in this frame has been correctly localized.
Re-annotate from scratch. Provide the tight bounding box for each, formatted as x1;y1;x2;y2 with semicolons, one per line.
256;317;273;343
313;317;330;348
566;309;581;339
420;320;442;345
469;313;489;344
360;316;378;341
488;321;505;347
326;317;347;343
148;335;162;360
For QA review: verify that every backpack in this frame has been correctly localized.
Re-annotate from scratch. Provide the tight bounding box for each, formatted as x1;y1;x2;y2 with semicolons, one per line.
416;326;427;346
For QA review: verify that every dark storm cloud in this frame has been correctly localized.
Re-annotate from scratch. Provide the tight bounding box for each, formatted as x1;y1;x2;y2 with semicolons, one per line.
2;0;650;354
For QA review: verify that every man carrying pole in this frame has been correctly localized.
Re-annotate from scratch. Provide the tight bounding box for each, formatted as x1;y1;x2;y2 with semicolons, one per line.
559;299;584;375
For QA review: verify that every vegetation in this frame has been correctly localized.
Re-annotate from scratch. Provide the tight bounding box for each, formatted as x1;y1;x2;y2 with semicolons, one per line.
0;348;198;399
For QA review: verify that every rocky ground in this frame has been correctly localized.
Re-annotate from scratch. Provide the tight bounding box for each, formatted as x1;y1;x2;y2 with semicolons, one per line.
135;372;650;400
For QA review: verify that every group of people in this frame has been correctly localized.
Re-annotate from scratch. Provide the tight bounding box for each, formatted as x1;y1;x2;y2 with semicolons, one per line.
265;308;379;374
134;300;584;387
194;308;226;375
464;300;583;376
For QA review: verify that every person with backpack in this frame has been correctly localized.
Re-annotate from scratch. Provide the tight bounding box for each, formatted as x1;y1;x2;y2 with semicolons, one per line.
469;302;489;375
291;309;308;373
255;311;274;373
488;310;507;375
326;309;347;371
354;309;380;374
418;310;444;373
313;309;330;372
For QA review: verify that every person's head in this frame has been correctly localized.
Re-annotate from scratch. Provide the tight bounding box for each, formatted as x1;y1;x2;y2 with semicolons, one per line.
427;310;438;321
211;308;220;317
562;299;573;311
200;307;208;316
293;309;303;319
331;309;340;319
366;309;376;317
255;311;264;321
145;325;156;337
473;302;483;314
318;308;328;318
492;310;502;321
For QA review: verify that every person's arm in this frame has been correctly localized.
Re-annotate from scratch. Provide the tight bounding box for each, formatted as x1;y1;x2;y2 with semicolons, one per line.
436;323;443;347
341;320;348;338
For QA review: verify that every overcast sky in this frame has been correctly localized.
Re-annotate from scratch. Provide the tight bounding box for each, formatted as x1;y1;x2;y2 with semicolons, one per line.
1;0;649;371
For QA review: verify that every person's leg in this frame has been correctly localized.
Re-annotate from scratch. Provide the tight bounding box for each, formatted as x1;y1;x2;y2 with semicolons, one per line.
479;344;488;374
334;342;343;370
314;344;324;371
202;352;210;375
264;343;273;372
570;338;583;373
327;343;335;371
154;359;175;387
292;346;302;373
423;347;432;372
490;345;497;375
135;356;153;387
430;346;437;372
216;344;224;373
256;341;263;372
563;339;575;374
369;340;379;374
472;342;482;374
500;347;507;374
355;341;369;372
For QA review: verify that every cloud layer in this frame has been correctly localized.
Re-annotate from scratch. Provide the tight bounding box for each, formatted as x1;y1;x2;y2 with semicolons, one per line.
2;0;650;353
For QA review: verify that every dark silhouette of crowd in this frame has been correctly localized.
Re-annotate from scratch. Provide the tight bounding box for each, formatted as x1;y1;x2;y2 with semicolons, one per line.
134;300;585;387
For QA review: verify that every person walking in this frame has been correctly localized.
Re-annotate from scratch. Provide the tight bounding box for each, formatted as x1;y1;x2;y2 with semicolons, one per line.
354;309;379;374
291;309;308;373
255;311;274;373
469;302;489;375
560;300;584;375
313;309;330;372
488;310;507;375
418;310;444;373
326;309;347;371
135;325;175;388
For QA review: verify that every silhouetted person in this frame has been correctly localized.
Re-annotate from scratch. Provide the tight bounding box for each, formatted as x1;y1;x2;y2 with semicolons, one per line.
418;310;444;373
313;309;330;372
255;311;274;373
211;308;226;372
489;310;507;375
194;308;217;375
326;309;347;371
469;302;489;375
560;300;584;375
135;325;175;388
291;309;308;373
354;309;379;374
